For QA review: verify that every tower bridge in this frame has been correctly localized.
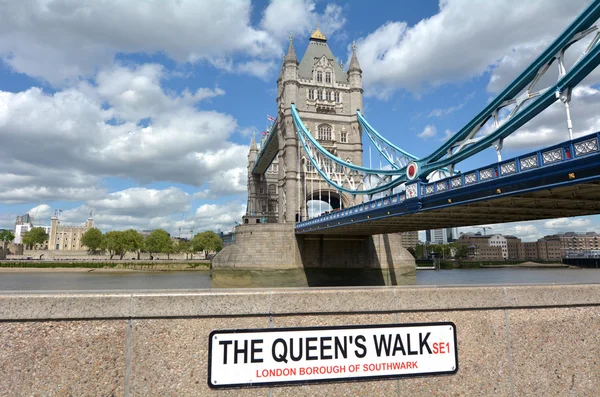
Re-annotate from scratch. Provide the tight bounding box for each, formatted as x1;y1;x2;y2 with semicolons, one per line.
214;1;600;285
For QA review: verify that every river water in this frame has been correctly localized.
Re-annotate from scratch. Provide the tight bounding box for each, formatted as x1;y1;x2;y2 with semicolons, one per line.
1;268;600;292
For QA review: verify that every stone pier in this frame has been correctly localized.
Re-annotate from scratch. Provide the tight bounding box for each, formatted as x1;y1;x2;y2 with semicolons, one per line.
211;223;415;287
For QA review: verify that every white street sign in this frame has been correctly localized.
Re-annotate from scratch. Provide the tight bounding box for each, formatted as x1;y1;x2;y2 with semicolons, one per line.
208;322;457;388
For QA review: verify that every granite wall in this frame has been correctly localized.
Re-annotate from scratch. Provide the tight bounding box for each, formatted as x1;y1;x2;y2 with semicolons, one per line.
212;224;415;280
1;285;599;396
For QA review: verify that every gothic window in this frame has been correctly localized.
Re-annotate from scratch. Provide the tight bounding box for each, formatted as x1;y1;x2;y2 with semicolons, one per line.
335;92;340;102
326;91;332;101
308;89;314;100
325;72;331;83
268;184;277;196
318;124;332;141
259;187;264;194
341;132;348;143
317;71;322;82
268;203;275;212
318;90;323;100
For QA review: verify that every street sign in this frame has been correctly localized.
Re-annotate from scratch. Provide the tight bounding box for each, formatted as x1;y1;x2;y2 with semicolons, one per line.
208;322;457;388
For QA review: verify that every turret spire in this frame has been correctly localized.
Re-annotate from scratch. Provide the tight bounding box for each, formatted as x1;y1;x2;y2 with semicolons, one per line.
284;32;298;64
250;132;257;151
348;41;362;73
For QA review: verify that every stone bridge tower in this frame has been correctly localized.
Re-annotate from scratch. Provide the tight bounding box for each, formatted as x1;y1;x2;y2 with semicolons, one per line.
274;28;364;223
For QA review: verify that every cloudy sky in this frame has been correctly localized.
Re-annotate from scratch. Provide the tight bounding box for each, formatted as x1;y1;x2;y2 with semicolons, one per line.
1;0;599;241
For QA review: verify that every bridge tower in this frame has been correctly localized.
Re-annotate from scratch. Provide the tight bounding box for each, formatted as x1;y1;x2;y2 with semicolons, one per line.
270;28;365;223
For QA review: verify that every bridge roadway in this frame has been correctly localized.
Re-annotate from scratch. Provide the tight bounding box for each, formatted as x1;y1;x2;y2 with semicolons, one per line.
296;133;600;235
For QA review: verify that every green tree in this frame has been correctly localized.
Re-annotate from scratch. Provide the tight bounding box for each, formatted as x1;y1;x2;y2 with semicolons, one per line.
0;230;15;242
101;231;129;260
81;228;103;254
176;240;194;260
415;243;426;259
451;243;469;259
192;231;223;258
22;227;48;249
123;229;144;260
144;229;172;258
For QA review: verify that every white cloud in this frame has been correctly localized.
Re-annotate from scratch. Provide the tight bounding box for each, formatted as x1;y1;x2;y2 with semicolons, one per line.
261;1;346;41
95;64;225;122
418;124;437;139
544;217;592;230
0;0;281;84
35;187;246;235
459;216;600;242
354;0;590;98
87;187;191;217
0;63;248;203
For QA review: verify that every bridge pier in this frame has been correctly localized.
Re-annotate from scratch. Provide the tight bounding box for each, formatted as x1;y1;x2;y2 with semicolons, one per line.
211;224;415;287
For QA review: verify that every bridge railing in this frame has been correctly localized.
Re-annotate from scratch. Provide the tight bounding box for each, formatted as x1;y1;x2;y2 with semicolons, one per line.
295;132;600;230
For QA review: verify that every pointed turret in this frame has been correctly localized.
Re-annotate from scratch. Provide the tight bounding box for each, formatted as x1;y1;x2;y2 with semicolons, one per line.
250;132;257;152
348;41;363;112
284;33;298;65
348;41;362;73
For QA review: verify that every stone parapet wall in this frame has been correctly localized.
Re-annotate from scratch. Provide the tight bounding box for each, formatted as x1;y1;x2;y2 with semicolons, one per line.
1;284;600;395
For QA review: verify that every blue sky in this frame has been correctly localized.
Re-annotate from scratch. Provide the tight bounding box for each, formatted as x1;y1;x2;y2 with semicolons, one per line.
1;0;599;241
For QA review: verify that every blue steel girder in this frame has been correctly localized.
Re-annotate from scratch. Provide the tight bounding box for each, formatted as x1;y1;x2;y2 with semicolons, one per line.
292;104;406;195
412;0;600;179
357;111;417;170
295;132;600;234
357;110;454;181
252;119;279;175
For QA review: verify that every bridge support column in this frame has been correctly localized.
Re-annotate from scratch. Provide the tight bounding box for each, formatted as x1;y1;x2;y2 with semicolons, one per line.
212;224;415;287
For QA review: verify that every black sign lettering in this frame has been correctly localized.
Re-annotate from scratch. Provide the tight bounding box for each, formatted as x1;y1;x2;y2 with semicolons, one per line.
250;339;263;363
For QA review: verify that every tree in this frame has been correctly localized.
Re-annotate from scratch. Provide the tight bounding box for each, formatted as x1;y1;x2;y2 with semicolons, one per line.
81;228;103;253
415;243;426;259
451;243;469;259
0;230;15;242
22;227;48;249
192;231;223;258
101;231;128;260
144;229;172;258
123;229;144;260
176;240;194;260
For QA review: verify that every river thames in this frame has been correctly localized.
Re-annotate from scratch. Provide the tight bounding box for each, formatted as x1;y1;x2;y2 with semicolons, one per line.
1;268;600;292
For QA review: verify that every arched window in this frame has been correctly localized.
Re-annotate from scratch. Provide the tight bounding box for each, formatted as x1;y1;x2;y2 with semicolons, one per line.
325;72;331;83
340;132;348;143
327;91;332;101
268;184;277;196
317;71;322;82
317;90;323;100
308;89;314;100
335;92;340;102
318;124;332;141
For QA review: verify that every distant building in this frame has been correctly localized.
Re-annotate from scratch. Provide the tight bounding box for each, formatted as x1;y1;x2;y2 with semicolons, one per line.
458;232;517;260
48;211;95;251
399;231;418;249
426;228;457;244
14;213;50;245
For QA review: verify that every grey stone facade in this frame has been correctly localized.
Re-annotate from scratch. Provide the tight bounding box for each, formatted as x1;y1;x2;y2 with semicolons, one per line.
247;28;364;223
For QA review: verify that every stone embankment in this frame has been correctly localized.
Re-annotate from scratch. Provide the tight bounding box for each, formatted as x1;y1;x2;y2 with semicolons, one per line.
1;284;599;395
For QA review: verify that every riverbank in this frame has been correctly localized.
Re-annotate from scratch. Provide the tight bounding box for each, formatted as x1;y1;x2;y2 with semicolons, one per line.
0;261;210;272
